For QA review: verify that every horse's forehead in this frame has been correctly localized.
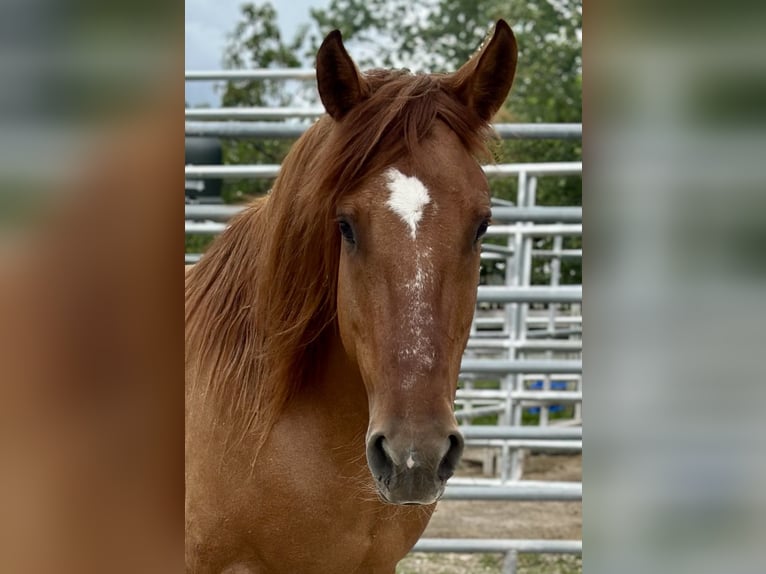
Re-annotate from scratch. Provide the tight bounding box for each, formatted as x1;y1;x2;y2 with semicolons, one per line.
360;158;484;247
338;125;487;245
374;133;485;205
382;167;432;240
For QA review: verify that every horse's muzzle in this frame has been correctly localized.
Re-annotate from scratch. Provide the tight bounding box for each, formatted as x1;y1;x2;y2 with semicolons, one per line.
365;430;464;505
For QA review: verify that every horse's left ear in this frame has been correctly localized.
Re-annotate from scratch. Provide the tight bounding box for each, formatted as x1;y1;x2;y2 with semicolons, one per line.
316;30;368;120
449;20;518;122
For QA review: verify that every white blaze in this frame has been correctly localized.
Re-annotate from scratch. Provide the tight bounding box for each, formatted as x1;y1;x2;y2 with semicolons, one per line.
381;168;437;389
384;168;431;239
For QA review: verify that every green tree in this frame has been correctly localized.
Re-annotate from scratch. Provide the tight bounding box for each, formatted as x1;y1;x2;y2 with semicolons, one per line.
187;2;311;255
215;1;582;283
309;0;582;283
218;2;311;201
308;0;581;198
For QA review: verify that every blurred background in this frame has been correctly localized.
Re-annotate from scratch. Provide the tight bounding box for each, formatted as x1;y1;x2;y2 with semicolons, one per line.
0;1;183;573
586;4;766;574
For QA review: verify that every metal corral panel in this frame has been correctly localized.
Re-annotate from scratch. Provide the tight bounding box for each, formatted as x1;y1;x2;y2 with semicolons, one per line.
185;120;582;140
413;538;582;554
442;481;581;501
460;358;582;374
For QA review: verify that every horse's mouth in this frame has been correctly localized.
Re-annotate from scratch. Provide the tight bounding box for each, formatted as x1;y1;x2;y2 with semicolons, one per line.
374;484;445;506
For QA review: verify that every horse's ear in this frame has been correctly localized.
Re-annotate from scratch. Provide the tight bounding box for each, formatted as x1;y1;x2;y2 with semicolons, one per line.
316;30;367;120
449;20;518;122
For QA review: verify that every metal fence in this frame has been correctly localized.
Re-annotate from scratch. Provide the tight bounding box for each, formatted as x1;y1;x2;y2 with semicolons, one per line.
186;69;582;570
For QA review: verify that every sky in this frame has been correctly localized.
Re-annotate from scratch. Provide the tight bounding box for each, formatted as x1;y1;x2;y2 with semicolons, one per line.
185;0;327;106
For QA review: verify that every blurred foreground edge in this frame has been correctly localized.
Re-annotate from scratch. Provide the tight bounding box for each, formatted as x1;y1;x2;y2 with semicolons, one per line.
0;49;184;574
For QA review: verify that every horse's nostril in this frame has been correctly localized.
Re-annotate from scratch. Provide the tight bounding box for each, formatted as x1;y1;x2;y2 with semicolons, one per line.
366;433;394;484
437;433;465;481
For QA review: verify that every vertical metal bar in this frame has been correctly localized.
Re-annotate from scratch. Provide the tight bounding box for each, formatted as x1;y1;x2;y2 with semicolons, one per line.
505;172;531;482
500;172;526;482
511;175;536;480
502;550;518;574
463;377;474;426
542;234;563;427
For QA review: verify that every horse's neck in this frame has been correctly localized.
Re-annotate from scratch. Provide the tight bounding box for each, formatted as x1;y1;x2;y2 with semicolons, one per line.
290;331;369;440
320;333;368;420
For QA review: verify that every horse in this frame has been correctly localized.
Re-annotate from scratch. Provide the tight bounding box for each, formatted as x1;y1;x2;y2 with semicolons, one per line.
185;20;517;574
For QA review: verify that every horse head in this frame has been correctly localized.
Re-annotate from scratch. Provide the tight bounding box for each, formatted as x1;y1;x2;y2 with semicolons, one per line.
316;21;517;505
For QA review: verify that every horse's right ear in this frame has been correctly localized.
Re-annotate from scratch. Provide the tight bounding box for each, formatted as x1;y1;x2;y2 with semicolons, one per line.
316;30;367;120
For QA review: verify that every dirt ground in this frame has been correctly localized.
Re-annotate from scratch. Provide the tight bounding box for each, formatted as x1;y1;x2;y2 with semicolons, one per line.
396;452;582;574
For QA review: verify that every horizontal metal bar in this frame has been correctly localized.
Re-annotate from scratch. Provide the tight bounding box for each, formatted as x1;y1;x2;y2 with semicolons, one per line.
185;120;582;140
457;390;582;402
183;204;582;224
455;390;506;399
186;107;324;120
515;391;583;402
463;439;582;451
484;162;581;177
412;538;582;554
185;204;241;221
527;327;582;339
460;359;582;374
480;252;505;261
477;249;583;261
515;340;582;350
186;256;584;304
532;249;582;258
461;373;581;382
493;123;582;140
442;482;581;501
491;206;581;223
485;224;582;237
186;121;309;139
185;165;278;179
186;222;583;241
476;316;582;325
184;162;581;179
476;286;582;303
185;222;227;235
186;69;317;81
474;316;582;328
459;426;581;440
465;339;582;351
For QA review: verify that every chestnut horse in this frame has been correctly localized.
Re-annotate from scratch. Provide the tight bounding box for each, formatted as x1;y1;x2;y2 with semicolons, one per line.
186;20;517;574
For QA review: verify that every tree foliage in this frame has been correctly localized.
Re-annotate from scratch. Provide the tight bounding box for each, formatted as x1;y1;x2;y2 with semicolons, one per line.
309;0;582;283
218;2;310;200
308;0;582;196
217;0;582;282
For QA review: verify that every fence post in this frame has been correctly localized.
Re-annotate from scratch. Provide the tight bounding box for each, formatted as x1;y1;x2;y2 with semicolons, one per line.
502;550;518;574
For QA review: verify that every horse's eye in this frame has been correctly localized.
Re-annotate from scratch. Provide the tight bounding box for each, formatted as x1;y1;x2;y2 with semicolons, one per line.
338;219;356;244
475;219;490;242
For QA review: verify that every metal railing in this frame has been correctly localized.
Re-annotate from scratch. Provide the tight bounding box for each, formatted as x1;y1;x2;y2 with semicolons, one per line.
183;161;582;179
185;119;583;140
183;163;584;479
413;538;581;554
186;69;317;81
183;76;582;565
184;204;582;223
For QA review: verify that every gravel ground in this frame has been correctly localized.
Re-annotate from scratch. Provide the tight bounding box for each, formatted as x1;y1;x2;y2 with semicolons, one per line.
396;452;582;574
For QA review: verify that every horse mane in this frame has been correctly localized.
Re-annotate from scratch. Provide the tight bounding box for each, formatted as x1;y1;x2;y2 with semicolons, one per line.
185;70;494;455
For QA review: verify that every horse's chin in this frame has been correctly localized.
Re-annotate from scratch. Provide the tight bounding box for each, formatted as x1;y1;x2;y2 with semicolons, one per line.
374;485;444;506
